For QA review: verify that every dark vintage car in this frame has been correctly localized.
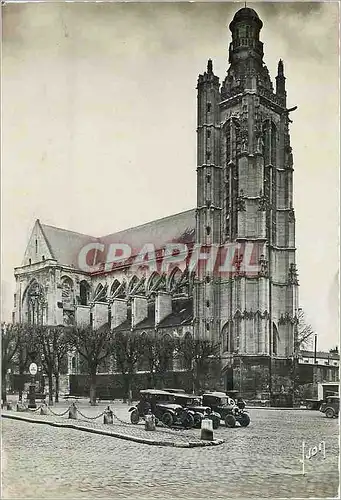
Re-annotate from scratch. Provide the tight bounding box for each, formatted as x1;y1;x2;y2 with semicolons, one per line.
129;389;195;428
164;388;186;394
202;391;251;428
319;396;339;418
170;392;221;429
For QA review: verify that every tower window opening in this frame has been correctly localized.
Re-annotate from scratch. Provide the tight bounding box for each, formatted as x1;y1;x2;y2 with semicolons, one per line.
29;258;32;265
207;103;211;113
206;276;211;284
35;239;38;254
206;226;211;236
207;129;211;138
206;174;211;183
206;300;210;308
206;323;210;331
206;151;211;161
42;255;45;261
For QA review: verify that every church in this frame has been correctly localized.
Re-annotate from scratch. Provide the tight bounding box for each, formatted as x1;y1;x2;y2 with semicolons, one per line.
13;7;299;395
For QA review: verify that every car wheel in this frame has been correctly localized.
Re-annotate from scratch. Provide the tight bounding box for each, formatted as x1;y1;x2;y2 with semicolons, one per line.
212;416;220;430
193;413;202;429
238;413;250;427
225;414;236;428
130;410;140;424
306;402;313;410
325;408;335;418
184;412;195;429
162;411;173;427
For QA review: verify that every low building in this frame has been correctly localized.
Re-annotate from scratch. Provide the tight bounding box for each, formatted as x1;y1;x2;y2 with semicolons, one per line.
298;349;339;400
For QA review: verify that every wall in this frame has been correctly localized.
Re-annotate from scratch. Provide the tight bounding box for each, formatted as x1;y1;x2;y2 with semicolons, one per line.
69;371;194;399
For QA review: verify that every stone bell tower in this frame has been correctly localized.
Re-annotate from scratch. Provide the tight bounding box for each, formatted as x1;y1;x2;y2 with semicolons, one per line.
195;7;299;394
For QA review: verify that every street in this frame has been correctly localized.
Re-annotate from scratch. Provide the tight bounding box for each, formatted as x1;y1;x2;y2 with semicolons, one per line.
1;406;339;499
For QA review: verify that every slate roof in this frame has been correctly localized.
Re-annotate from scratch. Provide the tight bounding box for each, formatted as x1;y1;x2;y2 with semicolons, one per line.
40;223;98;269
36;209;196;271
100;209;196;255
134;303;156;330
158;298;193;328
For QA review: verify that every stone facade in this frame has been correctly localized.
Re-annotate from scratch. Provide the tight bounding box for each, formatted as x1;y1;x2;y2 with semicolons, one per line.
13;7;299;395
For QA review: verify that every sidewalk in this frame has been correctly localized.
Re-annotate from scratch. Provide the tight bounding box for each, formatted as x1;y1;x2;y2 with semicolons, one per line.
1;402;224;448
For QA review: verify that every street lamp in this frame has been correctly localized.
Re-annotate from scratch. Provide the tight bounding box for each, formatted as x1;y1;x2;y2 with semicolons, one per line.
28;350;38;409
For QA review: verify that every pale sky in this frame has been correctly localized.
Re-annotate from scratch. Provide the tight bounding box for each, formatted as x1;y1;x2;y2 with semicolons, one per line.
1;1;339;350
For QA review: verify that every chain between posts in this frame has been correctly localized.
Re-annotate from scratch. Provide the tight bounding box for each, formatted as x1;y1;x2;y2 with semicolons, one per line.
46;406;71;417
15;401;191;433
75;407;106;420
27;405;43;413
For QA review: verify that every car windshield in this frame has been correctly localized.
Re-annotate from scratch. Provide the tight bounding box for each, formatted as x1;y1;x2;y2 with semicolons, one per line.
219;397;229;405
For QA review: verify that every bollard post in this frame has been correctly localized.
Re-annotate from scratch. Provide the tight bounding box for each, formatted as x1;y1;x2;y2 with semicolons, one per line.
144;413;156;431
201;417;214;441
6;402;13;411
16;401;27;412
40;404;48;415
103;406;113;425
68;402;77;419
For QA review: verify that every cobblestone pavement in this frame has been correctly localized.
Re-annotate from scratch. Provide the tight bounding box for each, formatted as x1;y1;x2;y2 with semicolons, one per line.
2;405;339;499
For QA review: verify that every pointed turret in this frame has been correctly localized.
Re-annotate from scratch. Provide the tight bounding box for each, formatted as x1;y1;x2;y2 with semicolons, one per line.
276;59;287;103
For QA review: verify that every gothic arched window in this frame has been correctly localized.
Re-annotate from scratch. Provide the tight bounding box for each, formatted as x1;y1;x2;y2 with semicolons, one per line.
79;281;90;306
222;320;234;353
25;280;45;325
94;283;107;302
147;272;160;294
110;279;121;299
262;120;277;166
128;276;139;295
273;323;279;355
61;277;74;308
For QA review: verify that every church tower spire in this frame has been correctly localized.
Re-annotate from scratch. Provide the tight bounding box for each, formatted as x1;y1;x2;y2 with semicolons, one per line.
221;7;274;100
276;59;287;105
195;6;298;393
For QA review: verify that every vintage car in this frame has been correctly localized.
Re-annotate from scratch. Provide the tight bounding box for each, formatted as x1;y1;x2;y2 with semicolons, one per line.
202;391;250;428
319;396;339;418
163;388;186;394
170;392;221;429
128;389;195;428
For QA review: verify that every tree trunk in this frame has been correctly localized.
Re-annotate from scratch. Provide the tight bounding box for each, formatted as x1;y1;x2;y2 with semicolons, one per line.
122;373;130;403
127;372;134;404
1;369;7;404
193;365;201;394
89;370;97;406
18;355;25;402
55;372;60;403
48;372;53;406
148;369;156;389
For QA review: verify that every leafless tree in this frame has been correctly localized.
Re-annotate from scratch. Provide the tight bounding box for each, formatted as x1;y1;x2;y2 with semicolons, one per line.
68;325;112;405
1;323;19;403
179;337;220;393
113;331;144;401
143;335;177;388
296;308;315;351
